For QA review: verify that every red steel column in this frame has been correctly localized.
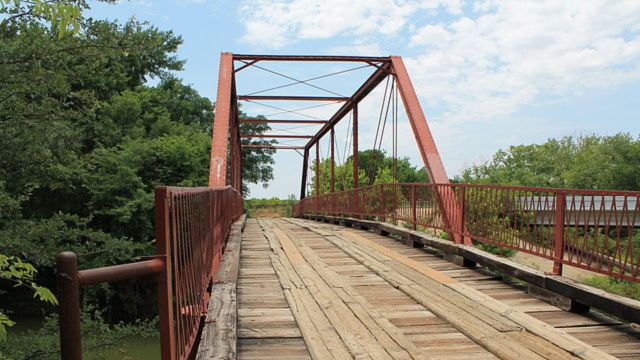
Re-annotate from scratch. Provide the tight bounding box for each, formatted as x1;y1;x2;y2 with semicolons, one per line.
352;105;359;189
411;185;417;230
57;252;82;360
330;127;335;193
391;56;461;238
300;148;309;200
390;56;447;184
155;187;175;360
315;143;320;196
230;102;242;192
553;193;566;275
209;52;234;186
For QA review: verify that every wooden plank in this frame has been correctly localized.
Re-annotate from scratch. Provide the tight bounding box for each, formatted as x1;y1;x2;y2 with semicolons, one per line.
265;220;395;359
196;215;246;360
303;214;640;325
257;219;349;360
270;220;430;360
238;338;311;360
197;283;237;360
294;220;596;360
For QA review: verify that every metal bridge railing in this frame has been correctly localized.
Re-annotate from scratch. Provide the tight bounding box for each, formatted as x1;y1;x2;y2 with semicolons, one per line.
294;183;640;283
56;186;243;360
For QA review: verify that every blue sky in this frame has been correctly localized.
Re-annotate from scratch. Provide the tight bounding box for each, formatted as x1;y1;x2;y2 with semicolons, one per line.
89;1;640;198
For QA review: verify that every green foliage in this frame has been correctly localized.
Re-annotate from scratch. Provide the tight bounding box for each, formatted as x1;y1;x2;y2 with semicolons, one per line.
310;149;427;195
240;118;276;195
0;1;276;349
0;309;157;359
0;255;57;343
0;0;101;38
460;133;640;267
583;276;640;301
475;242;517;258
460;134;640;191
244;197;296;218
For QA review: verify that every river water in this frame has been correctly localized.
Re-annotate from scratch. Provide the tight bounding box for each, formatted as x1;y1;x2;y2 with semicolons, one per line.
7;317;160;359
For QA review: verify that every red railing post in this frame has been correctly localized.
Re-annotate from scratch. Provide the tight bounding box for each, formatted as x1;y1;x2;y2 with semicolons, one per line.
457;186;472;245
155;187;175;360
380;184;385;222
553;193;566;275
392;184;398;224
411;185;417;230
57;251;82;360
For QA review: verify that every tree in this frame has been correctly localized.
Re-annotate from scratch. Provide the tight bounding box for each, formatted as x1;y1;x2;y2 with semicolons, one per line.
0;255;57;342
460;134;640;191
309;150;428;195
238;115;276;196
1;2;276;352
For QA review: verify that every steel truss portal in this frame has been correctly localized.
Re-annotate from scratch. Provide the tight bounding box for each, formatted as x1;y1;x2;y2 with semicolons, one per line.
209;53;466;243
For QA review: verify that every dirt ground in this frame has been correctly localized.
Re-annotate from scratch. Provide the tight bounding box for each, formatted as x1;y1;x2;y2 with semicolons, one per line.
511;252;603;281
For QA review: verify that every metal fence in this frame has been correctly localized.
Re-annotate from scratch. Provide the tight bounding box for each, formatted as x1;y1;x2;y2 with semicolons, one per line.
294;183;640;282
57;186;243;360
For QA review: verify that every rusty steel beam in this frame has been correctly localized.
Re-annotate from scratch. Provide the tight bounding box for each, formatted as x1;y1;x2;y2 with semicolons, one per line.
242;145;305;150
230;101;242;192
390;56;461;242
390;56;448;184
209;52;235;186
315;143;320;196
233;54;391;63
234;59;258;73
305;63;391;151
78;258;165;286
301;147;309;199
241;134;313;139
240;118;327;124
238;95;349;102
155;187;175;360
352;105;359;189
57;252;82;360
330;127;335;193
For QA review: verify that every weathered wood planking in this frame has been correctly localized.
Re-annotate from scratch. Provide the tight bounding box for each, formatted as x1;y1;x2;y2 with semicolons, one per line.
236;219;311;360
196;214;245;360
296;216;640;358
198;216;640;359
198;283;237;359
303;214;640;324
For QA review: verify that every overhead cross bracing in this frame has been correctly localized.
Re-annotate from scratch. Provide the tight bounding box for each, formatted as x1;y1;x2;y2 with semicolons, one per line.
209;53;449;209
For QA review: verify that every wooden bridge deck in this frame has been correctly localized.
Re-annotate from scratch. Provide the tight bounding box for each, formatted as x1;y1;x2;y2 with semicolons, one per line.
201;218;640;360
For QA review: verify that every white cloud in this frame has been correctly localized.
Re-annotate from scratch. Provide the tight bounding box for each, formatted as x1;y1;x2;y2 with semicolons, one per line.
238;0;461;48
407;1;640;123
239;0;640;122
239;0;640;183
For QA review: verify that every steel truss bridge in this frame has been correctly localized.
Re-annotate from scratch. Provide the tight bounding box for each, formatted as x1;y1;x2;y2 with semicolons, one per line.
56;54;640;360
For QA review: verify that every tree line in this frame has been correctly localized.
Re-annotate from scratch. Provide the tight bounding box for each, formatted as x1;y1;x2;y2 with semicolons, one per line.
0;1;275;357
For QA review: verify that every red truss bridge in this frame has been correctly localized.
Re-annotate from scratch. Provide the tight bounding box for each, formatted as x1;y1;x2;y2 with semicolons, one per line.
56;53;640;360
